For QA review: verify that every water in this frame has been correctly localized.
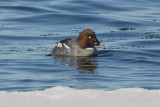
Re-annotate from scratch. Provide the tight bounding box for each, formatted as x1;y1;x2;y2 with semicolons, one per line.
0;0;160;92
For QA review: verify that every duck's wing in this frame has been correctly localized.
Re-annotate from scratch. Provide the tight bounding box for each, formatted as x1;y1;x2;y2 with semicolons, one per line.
57;39;77;49
51;39;78;56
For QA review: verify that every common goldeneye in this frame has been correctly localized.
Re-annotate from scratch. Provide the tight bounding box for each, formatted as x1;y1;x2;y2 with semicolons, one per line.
51;29;104;56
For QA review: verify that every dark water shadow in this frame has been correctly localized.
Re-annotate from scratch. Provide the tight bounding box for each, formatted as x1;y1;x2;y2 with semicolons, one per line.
53;56;98;74
50;50;112;74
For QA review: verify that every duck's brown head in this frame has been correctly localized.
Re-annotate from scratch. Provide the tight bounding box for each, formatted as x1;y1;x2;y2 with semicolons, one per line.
78;29;104;49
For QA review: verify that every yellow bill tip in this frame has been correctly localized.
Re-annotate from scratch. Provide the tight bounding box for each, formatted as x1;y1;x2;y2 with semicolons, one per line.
99;43;104;46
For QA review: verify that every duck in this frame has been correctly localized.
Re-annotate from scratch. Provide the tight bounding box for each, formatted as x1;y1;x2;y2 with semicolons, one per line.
50;29;104;56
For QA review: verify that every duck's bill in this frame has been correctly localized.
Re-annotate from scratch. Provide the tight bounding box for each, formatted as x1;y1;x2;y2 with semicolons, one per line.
99;42;104;46
93;41;104;46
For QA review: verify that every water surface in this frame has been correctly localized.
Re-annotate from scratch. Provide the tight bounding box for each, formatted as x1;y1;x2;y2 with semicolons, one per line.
0;0;160;91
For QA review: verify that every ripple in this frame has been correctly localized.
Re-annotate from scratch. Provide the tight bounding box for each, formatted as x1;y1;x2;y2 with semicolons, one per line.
0;5;51;13
1;0;160;91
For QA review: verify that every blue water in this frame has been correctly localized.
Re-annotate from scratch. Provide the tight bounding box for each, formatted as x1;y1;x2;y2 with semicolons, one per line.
0;0;160;92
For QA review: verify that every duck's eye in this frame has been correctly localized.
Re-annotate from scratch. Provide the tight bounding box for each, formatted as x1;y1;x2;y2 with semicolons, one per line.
89;36;92;39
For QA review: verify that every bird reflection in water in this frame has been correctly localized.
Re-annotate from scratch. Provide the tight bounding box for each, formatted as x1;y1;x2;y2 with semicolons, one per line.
53;56;98;74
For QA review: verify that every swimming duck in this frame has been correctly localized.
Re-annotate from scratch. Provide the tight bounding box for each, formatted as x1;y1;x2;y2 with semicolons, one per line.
51;29;104;56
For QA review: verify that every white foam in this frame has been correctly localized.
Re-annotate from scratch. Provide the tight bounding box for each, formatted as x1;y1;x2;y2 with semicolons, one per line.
0;86;160;107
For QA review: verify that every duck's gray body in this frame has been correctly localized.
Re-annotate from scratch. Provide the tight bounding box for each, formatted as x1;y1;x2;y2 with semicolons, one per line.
51;39;98;56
